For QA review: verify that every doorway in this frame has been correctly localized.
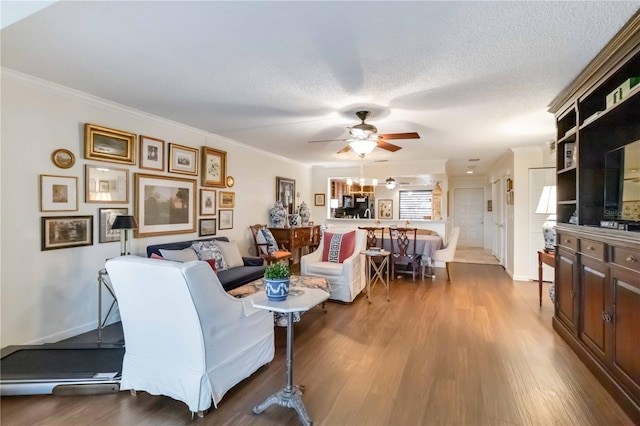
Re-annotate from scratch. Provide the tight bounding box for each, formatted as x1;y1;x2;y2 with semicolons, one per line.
453;188;484;247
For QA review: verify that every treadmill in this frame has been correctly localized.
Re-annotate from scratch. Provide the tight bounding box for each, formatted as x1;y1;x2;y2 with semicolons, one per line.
0;342;124;396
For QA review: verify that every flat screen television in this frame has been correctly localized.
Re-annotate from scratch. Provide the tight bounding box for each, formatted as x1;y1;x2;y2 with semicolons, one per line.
604;138;640;228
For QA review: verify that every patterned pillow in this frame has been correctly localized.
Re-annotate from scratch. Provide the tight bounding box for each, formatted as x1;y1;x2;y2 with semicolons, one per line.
191;241;229;271
159;247;199;262
321;231;356;263
260;229;279;254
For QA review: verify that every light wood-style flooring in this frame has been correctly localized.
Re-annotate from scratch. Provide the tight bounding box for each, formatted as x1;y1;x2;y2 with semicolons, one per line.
1;263;633;425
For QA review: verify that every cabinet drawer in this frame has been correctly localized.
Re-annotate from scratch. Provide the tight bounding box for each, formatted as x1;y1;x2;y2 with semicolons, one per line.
557;232;578;251
579;238;606;261
611;246;640;273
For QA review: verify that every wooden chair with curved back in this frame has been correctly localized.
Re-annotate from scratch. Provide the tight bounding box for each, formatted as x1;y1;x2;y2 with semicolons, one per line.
389;227;422;281
249;224;292;266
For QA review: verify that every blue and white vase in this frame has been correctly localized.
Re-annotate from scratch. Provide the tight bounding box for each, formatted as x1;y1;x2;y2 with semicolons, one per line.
289;214;300;227
264;278;290;301
270;200;287;228
298;201;311;226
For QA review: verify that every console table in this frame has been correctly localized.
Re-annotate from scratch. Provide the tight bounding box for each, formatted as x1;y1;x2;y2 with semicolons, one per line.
269;226;320;264
537;251;555;307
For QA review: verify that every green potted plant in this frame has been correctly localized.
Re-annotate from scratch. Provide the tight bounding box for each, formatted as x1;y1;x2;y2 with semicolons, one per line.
264;262;291;301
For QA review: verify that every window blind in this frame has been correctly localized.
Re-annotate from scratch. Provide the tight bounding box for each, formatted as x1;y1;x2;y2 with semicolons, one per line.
399;190;432;220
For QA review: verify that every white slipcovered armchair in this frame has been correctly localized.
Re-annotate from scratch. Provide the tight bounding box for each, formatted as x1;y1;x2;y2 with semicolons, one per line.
434;226;461;281
300;229;367;302
105;256;274;416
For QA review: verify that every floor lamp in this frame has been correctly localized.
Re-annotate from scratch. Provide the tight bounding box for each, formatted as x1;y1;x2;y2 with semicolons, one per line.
536;185;557;252
111;215;138;256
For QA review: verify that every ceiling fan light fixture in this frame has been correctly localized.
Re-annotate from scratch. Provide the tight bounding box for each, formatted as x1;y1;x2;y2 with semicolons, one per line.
349;139;377;155
386;177;396;189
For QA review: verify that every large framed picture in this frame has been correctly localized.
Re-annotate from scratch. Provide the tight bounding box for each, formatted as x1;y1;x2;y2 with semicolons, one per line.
85;165;129;203
40;175;78;212
201;147;227;187
99;207;128;243
84;123;136;165
134;173;197;237
41;215;93;251
219;209;233;230
378;199;393;219
168;143;198;175
200;189;216;216
276;176;296;214
199;218;217;237
139;135;165;171
314;193;325;206
219;191;235;208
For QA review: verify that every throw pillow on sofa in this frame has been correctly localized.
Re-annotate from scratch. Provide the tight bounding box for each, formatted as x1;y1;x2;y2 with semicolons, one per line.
192;241;229;271
214;240;244;268
322;231;356;263
159;247;199;262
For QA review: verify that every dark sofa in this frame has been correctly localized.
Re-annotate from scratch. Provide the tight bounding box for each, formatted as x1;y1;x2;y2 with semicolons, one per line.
146;237;266;292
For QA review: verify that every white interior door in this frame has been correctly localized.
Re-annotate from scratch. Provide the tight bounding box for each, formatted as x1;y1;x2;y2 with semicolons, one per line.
454;188;484;247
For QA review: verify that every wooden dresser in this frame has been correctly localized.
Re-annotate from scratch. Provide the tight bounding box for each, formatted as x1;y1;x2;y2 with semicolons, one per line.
269;226;321;264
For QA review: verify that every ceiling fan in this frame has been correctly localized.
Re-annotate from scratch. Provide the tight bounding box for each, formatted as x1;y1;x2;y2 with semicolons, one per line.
378;177;410;189
308;111;420;155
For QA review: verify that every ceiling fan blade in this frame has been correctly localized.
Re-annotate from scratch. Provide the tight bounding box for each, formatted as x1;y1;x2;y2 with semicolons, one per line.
308;138;349;143
376;140;402;152
378;132;420;140
337;145;352;154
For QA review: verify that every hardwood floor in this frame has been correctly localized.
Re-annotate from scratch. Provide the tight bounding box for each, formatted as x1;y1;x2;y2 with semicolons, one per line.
1;263;633;425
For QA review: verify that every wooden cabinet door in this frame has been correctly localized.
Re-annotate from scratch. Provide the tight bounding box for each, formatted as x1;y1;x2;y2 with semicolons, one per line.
556;248;579;333
579;257;609;362
610;267;640;400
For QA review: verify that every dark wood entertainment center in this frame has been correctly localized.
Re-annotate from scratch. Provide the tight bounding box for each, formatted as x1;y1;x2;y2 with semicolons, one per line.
548;11;640;423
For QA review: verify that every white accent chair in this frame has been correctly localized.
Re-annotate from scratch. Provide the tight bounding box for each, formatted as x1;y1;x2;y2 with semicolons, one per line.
300;229;367;302
434;226;461;281
105;256;274;416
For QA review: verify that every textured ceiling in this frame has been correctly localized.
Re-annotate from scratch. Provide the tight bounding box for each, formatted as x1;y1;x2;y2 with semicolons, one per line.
2;1;638;177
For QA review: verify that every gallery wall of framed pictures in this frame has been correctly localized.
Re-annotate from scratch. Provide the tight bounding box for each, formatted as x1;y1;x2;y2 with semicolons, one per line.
40;122;236;250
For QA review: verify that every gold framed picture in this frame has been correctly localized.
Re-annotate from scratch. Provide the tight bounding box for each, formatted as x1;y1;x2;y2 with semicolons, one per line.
84;123;136;165
219;209;233;230
85;164;129;203
168;143;198;175
139;135;165;171
40;174;78;212
202;147;227;187
276;176;296;214
200;188;216;216
314;193;326;206
134;173;197;237
219;191;235;208
51;149;75;169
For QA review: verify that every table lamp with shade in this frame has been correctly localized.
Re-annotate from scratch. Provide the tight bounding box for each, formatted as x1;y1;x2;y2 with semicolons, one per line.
536;185;557;252
111;215;138;256
330;198;339;218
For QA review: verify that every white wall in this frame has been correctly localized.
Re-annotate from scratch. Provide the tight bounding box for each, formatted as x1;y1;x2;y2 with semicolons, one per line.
1;70;311;346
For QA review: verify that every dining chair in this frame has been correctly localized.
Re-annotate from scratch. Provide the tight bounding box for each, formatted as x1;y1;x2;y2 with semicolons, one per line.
389;227;421;281
358;226;387;274
249;224;292;266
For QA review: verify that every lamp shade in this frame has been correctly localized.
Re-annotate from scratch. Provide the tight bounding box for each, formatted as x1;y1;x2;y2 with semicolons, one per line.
330;198;339;208
111;215;138;230
349;139;377;155
535;186;556;214
386;177;396;190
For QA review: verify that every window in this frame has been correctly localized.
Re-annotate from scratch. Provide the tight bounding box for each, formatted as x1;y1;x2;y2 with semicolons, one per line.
399;190;432;220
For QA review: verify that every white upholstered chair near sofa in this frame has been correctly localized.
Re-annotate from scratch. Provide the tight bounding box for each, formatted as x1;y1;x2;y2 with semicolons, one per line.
105;256;274;416
300;229;367;302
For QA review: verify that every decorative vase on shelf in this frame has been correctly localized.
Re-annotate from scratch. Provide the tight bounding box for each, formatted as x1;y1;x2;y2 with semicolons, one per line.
270;200;287;228
289;214;300;227
298;201;311;226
